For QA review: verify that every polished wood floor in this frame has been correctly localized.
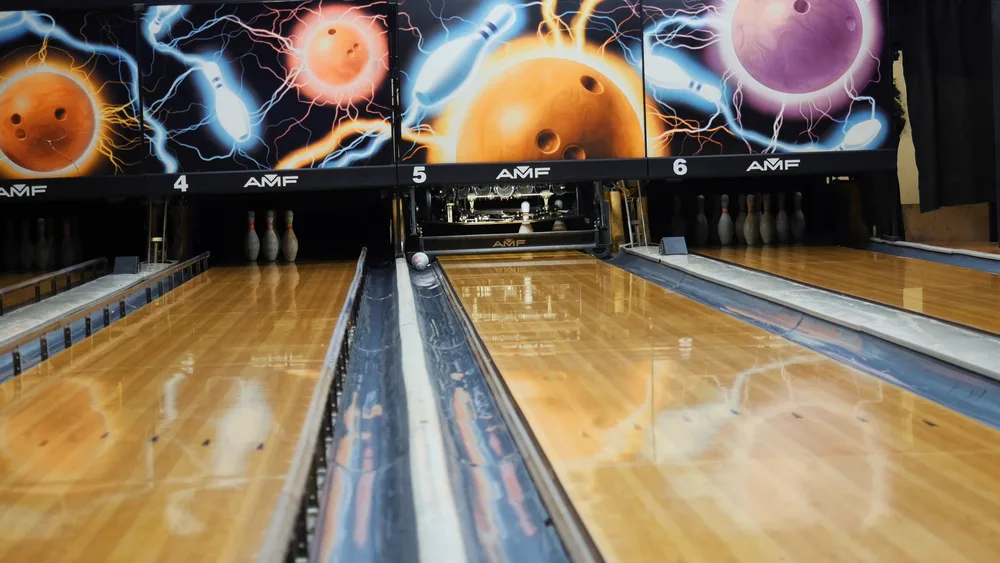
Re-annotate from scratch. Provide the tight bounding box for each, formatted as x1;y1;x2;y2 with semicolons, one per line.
443;252;1000;563
0;263;353;562
699;246;1000;334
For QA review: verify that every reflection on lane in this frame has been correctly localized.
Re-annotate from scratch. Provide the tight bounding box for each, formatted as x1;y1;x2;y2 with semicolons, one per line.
0;263;353;561
443;253;1000;563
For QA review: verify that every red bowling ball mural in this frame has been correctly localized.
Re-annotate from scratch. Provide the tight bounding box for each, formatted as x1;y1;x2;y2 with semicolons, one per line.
139;1;394;175
643;0;890;158
0;10;143;180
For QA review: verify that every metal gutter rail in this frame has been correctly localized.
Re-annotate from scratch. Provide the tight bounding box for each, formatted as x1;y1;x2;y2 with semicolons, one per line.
0;258;107;315
260;249;368;563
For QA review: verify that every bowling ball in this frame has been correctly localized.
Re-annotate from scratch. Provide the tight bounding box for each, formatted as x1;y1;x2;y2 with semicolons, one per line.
411;252;430;271
731;0;863;94
0;69;97;173
306;22;368;87
455;58;643;162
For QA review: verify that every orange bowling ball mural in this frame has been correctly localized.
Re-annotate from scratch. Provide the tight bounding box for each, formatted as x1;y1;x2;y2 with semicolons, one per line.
0;10;142;180
396;0;654;165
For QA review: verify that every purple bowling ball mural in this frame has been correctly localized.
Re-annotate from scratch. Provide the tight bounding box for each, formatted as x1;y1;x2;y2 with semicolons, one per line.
643;0;890;159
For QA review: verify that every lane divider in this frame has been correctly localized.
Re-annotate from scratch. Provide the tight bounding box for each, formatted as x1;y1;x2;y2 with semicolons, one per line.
394;258;469;563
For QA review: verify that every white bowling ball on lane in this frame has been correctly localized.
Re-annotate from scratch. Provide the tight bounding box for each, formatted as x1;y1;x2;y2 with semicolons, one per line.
411;252;430;271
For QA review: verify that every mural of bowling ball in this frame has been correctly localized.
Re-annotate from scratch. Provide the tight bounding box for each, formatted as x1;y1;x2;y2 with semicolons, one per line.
306;22;369;87
456;58;644;162
0;69;98;173
731;0;863;94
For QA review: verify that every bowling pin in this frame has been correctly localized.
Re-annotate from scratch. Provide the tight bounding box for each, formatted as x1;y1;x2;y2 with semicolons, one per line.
245;211;260;261
519;201;534;233
709;194;721;245
281;210;298;262
19;220;33;271
718;194;734;246
262;210;279;262
148;5;181;36
760;194;776;245
412;4;517;107
743;194;759;246
694;195;709;247
3;221;17;271
60;220;74;268
670;196;685;238
644;43;722;104
735;194;747;245
791;192;806;243
200;61;252;143
836;118;882;151
35;218;50;271
776;193;790;243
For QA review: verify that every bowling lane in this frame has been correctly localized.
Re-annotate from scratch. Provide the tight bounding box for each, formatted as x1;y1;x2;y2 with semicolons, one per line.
0;262;354;562
442;252;1000;563
699;246;1000;334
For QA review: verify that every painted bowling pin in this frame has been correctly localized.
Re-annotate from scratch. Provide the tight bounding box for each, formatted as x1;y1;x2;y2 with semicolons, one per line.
263;211;279;262
644;43;722;104
735;194;747;245
245;211;260;261
35;218;49;270
718;194;734;245
200;61;251;143
791;192;806;243
694;195;709;247
412;4;516;107
743;194;759;246
281;210;299;262
760;194;776;245
776;193;790;243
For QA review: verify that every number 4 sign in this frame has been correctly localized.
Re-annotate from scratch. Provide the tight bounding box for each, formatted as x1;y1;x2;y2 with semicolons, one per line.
173;175;189;192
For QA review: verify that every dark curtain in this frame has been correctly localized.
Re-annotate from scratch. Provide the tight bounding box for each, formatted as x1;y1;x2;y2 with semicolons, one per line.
893;0;996;211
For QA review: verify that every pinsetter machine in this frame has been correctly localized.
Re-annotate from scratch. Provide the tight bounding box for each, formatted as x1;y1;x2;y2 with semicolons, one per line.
406;182;606;256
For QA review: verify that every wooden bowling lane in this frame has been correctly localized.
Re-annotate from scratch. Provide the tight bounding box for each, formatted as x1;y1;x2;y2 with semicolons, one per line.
699;246;1000;335
0;262;354;562
442;252;1000;563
